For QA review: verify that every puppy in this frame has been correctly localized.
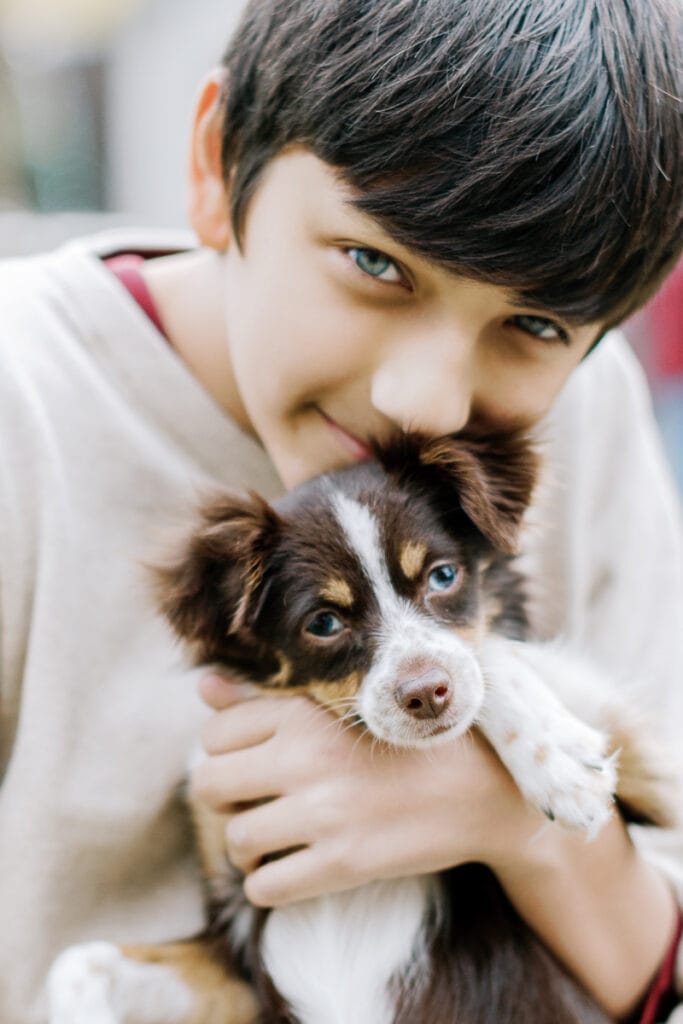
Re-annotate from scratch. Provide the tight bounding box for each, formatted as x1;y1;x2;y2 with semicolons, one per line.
48;431;676;1024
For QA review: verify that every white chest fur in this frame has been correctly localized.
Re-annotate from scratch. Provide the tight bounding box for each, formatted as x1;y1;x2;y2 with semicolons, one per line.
261;875;436;1024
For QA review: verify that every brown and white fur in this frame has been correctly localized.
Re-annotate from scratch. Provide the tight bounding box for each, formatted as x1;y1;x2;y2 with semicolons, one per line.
47;431;677;1024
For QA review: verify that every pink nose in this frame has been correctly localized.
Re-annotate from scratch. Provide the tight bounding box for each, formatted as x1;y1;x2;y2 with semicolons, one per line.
395;668;453;720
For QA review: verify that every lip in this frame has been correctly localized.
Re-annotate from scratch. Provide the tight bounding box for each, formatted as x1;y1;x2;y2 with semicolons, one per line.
317;408;373;462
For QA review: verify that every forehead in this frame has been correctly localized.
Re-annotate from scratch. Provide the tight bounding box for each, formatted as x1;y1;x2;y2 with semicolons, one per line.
273;469;461;595
289;153;514;297
252;149;595;326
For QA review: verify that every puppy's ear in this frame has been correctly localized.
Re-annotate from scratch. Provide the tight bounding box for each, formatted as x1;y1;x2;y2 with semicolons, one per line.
152;492;281;647
419;432;538;553
378;431;538;554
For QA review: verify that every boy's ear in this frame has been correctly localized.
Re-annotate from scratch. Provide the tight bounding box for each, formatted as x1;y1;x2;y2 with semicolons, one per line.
188;69;232;251
377;431;538;554
153;492;281;648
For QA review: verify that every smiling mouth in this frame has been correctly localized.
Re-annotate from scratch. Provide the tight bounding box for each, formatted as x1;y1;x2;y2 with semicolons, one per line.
317;408;373;461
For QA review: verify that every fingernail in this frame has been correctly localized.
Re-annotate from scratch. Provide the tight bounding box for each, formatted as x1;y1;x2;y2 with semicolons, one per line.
199;673;260;701
234;682;262;698
202;672;234;689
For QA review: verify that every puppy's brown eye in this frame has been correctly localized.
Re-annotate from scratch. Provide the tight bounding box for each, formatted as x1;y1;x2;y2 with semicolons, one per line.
305;611;346;639
427;564;458;592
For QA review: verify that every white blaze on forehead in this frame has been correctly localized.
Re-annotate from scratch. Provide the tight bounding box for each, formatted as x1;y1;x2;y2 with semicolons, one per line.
330;492;485;748
331;492;407;623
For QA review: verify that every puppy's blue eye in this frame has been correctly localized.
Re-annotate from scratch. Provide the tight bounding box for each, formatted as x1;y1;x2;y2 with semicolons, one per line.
306;612;346;638
427;564;458;592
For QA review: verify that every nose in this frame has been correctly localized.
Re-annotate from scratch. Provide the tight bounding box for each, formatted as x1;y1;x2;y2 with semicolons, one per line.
370;331;476;436
395;667;453;720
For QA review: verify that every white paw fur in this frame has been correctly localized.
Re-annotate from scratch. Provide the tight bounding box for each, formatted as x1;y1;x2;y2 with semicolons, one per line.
47;942;193;1024
479;638;618;835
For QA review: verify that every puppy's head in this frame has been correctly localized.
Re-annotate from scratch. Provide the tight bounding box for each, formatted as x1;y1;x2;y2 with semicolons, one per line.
155;431;537;747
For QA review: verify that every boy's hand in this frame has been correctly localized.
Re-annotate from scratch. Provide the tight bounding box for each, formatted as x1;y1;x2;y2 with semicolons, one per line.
194;676;678;1020
193;673;543;908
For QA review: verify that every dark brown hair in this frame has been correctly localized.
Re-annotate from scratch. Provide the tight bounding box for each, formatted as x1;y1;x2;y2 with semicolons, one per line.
219;0;682;326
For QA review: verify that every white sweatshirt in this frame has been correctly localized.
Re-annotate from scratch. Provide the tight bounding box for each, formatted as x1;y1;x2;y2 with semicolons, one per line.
0;231;681;1023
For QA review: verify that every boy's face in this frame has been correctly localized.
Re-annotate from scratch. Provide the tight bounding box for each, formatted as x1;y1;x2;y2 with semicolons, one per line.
213;149;601;489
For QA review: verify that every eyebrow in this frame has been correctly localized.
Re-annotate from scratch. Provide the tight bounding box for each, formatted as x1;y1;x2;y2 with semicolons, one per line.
337;195;593;330
320;578;355;607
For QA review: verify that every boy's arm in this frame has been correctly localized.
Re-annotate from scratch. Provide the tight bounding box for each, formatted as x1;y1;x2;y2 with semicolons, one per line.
524;330;683;727
491;808;678;1021
524;331;683;879
519;329;683;1009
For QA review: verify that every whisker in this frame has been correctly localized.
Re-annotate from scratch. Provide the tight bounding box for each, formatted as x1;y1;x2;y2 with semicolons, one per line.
317;706;365;744
353;725;374;753
420;744;438;768
338;718;364;739
320;714;355;737
320;697;359;713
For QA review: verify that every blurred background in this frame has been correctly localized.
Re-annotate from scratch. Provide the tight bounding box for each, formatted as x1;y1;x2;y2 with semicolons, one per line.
0;0;680;492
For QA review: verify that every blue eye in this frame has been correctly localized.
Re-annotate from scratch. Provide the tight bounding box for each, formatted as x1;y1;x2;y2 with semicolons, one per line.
348;247;403;283
427;564;458;592
509;314;569;344
306;611;346;638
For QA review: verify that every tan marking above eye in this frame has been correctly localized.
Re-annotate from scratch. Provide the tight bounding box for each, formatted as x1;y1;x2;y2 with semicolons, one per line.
319;577;354;608
400;540;428;580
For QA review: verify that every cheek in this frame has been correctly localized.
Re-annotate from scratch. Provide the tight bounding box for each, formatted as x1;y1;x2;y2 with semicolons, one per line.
227;261;382;406
307;674;364;714
478;357;576;426
230;308;360;423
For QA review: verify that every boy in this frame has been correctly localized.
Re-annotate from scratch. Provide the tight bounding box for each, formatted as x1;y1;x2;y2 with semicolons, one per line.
1;0;682;1021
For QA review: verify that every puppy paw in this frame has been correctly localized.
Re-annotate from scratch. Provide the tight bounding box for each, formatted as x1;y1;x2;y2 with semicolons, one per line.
478;639;619;837
47;943;125;1024
46;941;194;1024
500;715;618;836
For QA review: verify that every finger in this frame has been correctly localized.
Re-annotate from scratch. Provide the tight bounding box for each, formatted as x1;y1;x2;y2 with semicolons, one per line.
201;693;319;755
243;843;359;908
191;744;285;811
225;796;308;875
201;699;282;755
198;673;260;710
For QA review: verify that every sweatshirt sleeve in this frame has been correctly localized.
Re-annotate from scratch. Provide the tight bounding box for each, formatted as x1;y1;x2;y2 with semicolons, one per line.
521;331;683;1006
523;330;683;729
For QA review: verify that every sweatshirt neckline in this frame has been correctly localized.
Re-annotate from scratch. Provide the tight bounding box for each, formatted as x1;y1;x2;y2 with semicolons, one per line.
50;230;283;499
